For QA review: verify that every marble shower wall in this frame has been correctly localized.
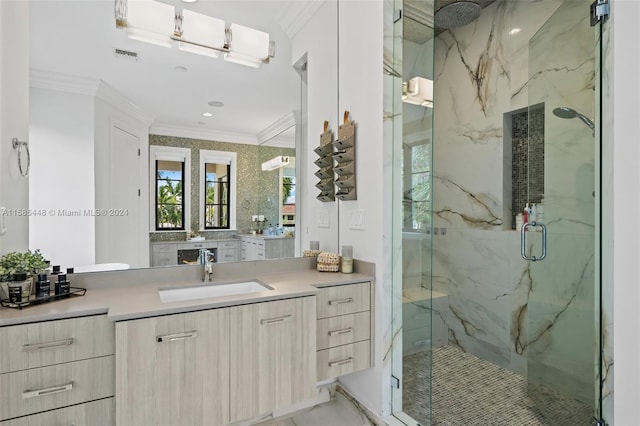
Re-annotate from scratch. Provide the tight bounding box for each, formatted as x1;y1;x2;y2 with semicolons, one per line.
432;0;597;407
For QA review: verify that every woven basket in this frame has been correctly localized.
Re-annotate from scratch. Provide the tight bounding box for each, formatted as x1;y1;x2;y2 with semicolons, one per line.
317;252;340;272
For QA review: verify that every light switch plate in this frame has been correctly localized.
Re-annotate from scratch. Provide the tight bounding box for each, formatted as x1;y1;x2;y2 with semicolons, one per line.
349;209;365;230
318;210;330;228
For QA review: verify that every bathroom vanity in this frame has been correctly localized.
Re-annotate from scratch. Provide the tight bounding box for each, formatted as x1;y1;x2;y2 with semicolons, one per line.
0;258;374;426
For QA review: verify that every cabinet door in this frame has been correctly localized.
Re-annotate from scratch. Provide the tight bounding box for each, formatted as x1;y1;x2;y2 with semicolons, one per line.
229;297;316;422
115;309;229;426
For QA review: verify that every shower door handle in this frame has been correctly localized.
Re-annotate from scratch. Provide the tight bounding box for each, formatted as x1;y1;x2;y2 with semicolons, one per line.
521;222;547;261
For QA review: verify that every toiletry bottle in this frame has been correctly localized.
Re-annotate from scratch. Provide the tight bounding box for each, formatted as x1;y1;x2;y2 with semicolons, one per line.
515;213;523;230
523;204;529;225
36;273;51;298
537;199;545;223
530;203;537;223
55;274;70;300
341;245;353;274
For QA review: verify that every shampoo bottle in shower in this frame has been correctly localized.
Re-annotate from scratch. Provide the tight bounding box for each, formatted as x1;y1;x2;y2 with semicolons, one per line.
530;203;537;222
523;204;529;225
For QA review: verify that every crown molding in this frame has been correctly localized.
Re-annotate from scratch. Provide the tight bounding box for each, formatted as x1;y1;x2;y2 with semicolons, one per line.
96;81;154;126
30;68;100;96
30;69;154;126
151;123;259;145
257;112;296;145
278;0;326;39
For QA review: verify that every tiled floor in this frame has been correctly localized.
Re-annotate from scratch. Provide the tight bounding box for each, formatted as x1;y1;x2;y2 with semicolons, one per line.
254;392;374;426
403;346;594;426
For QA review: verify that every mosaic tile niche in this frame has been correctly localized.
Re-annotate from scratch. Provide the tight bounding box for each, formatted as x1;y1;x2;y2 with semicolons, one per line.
510;105;545;229
149;135;294;242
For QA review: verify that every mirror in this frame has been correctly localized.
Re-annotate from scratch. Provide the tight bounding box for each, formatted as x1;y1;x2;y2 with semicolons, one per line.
26;0;339;271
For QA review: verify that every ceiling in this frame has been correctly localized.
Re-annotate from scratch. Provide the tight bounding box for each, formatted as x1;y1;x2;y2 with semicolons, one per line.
29;0;313;146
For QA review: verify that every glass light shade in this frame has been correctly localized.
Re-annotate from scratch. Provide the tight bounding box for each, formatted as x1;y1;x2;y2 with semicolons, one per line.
225;23;270;67
403;76;434;108
126;0;175;48
178;9;226;58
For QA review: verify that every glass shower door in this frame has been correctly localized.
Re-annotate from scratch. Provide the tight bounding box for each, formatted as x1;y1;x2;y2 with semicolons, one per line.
524;0;601;423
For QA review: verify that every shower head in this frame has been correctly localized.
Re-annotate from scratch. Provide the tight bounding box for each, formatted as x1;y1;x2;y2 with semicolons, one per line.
552;107;595;133
435;1;482;29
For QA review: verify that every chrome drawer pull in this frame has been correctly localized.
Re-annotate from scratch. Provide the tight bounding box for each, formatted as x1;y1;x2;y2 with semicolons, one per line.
328;297;353;306
328;357;353;367
328;327;353;336
22;338;74;352
260;315;292;326
23;382;73;399
156;331;197;343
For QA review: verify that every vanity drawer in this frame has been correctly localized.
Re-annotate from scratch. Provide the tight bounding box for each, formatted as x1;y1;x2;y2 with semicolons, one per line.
220;240;238;249
0;356;115;421
0;397;114;426
316;282;370;319
0;315;115;374
317;311;370;351
317;340;370;381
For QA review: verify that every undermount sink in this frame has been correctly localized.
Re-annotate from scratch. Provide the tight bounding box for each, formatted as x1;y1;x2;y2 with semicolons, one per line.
159;280;272;303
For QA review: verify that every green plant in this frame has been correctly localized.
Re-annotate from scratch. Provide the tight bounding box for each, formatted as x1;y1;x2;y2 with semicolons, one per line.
0;250;48;281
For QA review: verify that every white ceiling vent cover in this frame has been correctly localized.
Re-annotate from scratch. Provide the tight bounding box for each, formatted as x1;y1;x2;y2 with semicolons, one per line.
113;48;140;61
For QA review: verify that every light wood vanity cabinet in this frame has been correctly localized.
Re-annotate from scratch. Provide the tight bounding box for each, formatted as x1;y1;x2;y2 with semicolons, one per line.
115;308;230;426
315;282;372;381
0;315;115;425
116;296;316;426
229;297;316;422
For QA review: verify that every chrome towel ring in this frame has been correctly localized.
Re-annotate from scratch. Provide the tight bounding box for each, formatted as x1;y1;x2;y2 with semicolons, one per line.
12;137;30;177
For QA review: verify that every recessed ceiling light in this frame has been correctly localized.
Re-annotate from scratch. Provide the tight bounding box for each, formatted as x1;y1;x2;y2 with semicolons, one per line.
182;0;198;3
174;66;188;72
202;112;213;117
197;121;206;125
509;28;521;35
208;101;224;107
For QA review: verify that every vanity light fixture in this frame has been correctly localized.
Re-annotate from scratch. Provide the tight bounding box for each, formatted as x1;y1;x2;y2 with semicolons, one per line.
115;0;275;67
402;76;434;108
261;156;290;171
509;28;522;35
115;0;176;48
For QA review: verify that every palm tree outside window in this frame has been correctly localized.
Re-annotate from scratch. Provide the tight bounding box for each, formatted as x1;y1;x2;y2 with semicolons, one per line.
156;160;185;230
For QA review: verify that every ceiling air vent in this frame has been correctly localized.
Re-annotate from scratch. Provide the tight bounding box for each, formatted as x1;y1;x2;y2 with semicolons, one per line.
113;48;140;61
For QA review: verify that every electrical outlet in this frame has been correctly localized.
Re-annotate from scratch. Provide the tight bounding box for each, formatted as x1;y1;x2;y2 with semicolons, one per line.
349;209;365;230
318;210;330;228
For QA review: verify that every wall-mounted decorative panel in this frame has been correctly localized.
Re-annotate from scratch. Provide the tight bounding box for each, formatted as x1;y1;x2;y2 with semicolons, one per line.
333;114;356;201
315;123;335;202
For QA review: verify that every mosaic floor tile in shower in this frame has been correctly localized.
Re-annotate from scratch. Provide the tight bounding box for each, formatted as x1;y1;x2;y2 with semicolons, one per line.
403;346;594;426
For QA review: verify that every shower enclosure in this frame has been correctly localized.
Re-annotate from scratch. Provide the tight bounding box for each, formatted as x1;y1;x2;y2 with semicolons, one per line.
390;0;605;424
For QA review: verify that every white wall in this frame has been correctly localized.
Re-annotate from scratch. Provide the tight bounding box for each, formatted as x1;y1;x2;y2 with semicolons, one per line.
291;0;340;253
29;88;96;267
610;1;640;423
335;0;386;416
0;1;29;254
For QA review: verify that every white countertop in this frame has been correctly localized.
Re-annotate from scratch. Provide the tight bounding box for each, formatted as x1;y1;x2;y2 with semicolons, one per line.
0;267;373;326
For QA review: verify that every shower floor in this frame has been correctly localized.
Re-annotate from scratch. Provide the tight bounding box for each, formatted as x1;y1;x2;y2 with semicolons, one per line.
403;345;593;426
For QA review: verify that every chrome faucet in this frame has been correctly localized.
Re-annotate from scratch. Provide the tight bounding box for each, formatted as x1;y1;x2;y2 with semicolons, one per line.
199;249;215;282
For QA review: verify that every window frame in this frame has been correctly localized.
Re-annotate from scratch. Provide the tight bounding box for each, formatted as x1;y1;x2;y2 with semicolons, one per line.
149;146;191;232
199;150;237;231
203;163;231;230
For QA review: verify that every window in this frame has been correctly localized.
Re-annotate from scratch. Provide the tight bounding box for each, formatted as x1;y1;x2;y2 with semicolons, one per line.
403;142;431;231
204;163;231;229
150;146;191;232
199;150;237;231
156;160;184;230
